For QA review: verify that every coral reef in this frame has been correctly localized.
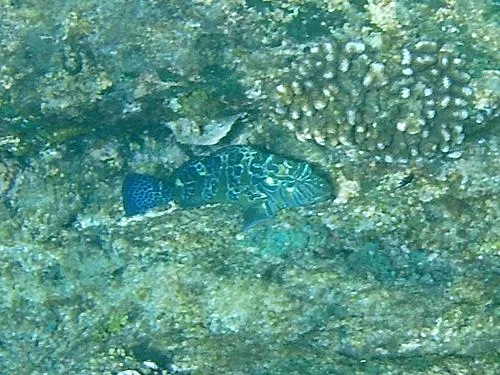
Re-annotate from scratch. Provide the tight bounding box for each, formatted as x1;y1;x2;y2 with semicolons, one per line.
0;0;498;374
268;35;490;162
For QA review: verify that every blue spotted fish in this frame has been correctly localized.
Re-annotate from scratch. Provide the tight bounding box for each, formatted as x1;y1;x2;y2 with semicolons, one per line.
123;145;334;230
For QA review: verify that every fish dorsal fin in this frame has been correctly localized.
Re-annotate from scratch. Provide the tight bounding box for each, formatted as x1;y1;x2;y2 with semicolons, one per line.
242;201;277;231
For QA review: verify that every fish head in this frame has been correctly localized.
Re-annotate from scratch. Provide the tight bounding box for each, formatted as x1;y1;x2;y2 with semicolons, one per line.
291;165;335;206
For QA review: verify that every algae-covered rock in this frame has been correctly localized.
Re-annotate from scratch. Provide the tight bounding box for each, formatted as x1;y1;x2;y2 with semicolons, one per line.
0;1;499;374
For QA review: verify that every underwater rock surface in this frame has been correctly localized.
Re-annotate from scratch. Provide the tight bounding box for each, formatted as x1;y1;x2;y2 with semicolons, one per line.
0;1;499;374
165;113;244;146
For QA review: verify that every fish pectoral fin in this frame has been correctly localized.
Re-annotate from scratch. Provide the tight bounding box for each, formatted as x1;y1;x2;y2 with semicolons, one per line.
242;201;277;231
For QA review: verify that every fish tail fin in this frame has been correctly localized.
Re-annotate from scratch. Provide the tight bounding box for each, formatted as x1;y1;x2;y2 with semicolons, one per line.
122;173;171;216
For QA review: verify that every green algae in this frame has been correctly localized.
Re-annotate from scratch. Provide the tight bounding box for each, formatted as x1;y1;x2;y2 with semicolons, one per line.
103;312;130;335
177;88;225;122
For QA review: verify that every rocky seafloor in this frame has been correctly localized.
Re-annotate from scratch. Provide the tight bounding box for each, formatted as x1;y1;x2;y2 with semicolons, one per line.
0;0;499;374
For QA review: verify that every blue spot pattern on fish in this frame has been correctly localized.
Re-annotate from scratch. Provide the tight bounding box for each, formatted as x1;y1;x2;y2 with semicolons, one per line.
123;145;334;230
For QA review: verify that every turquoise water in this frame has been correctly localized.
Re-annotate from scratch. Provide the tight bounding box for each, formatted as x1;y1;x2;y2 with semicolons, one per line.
0;1;499;374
